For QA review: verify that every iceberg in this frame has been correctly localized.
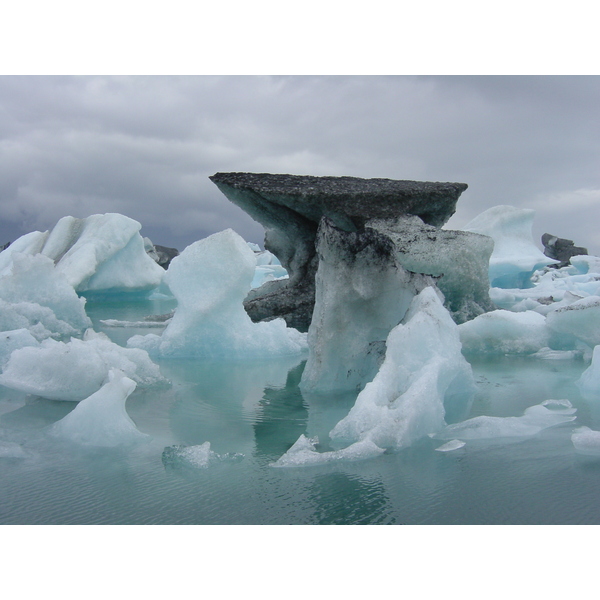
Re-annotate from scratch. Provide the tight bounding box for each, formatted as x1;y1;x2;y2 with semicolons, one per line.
0;213;164;294
546;296;600;349
463;205;558;288
0;329;39;367
328;287;475;451
0;330;165;401
128;229;307;359
0;253;92;339
49;369;149;447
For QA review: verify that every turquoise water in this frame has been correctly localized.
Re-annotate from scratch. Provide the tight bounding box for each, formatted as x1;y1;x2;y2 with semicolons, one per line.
2;298;600;525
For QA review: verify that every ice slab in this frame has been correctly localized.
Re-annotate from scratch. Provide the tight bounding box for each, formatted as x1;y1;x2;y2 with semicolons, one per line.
49;369;149;447
463;205;558;288
270;435;385;468
435;439;466;452
459;310;549;354
434;399;576;441
328;286;475;451
128;229;307;359
0;330;165;401
547;296;600;349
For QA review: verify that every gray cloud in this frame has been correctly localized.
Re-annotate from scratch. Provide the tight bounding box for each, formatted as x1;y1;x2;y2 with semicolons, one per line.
0;75;599;255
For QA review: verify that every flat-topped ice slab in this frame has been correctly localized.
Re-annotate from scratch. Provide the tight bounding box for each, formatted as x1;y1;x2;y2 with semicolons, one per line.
210;172;467;229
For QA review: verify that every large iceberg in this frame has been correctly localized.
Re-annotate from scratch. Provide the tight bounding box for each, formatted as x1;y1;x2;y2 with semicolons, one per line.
128;229;307;359
0;330;165;401
0;213;164;294
49;369;149;447
463;205;558;288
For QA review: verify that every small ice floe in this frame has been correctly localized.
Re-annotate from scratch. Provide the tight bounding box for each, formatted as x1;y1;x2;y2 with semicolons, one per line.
99;319;171;328
571;427;600;457
434;399;576;441
161;442;244;469
270;435;385;468
435;439;466;452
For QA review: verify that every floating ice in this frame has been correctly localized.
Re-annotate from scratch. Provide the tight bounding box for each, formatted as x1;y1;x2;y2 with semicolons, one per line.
577;345;600;394
434;399;576;441
0;253;91;338
0;330;165;401
435;439;466;452
0;329;39;367
463;205;558;288
546;296;600;349
0;213;164;294
128;229;307;359
271;435;385;467
571;427;600;456
459;310;549;354
49;369;148;447
328;287;475;451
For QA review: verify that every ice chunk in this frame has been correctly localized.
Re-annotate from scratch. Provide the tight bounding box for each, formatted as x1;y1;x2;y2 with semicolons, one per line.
0;253;91;336
531;347;583;360
434;399;576;441
49;369;148;446
270;435;385;467
463;205;558;288
459;310;549;354
547;296;600;348
0;329;39;367
128;229;307;359
329;287;475;451
571;427;600;456
577;345;600;394
0;330;165;401
1;214;164;293
162;443;245;469
435;439;466;452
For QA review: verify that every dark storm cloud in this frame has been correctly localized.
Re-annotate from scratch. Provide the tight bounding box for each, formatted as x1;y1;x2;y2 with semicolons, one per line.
0;75;599;253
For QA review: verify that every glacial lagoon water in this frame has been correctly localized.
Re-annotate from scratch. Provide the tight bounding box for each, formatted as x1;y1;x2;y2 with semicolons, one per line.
2;296;600;525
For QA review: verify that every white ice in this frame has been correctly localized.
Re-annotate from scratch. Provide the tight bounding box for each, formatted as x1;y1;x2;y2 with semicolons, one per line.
434;399;576;441
49;369;149;447
546;296;600;349
0;213;164;293
459;309;549;354
128;229;307;359
0;330;165;401
463;205;558;288
0;253;91;339
270;435;385;467
577;345;600;394
571;427;600;456
327;286;475;452
435;439;466;452
0;329;39;367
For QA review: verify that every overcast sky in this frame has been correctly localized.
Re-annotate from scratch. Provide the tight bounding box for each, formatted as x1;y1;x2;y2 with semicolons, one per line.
1;75;599;255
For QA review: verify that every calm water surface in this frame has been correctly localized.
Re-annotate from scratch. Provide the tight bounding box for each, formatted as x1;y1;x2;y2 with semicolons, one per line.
2;297;600;525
